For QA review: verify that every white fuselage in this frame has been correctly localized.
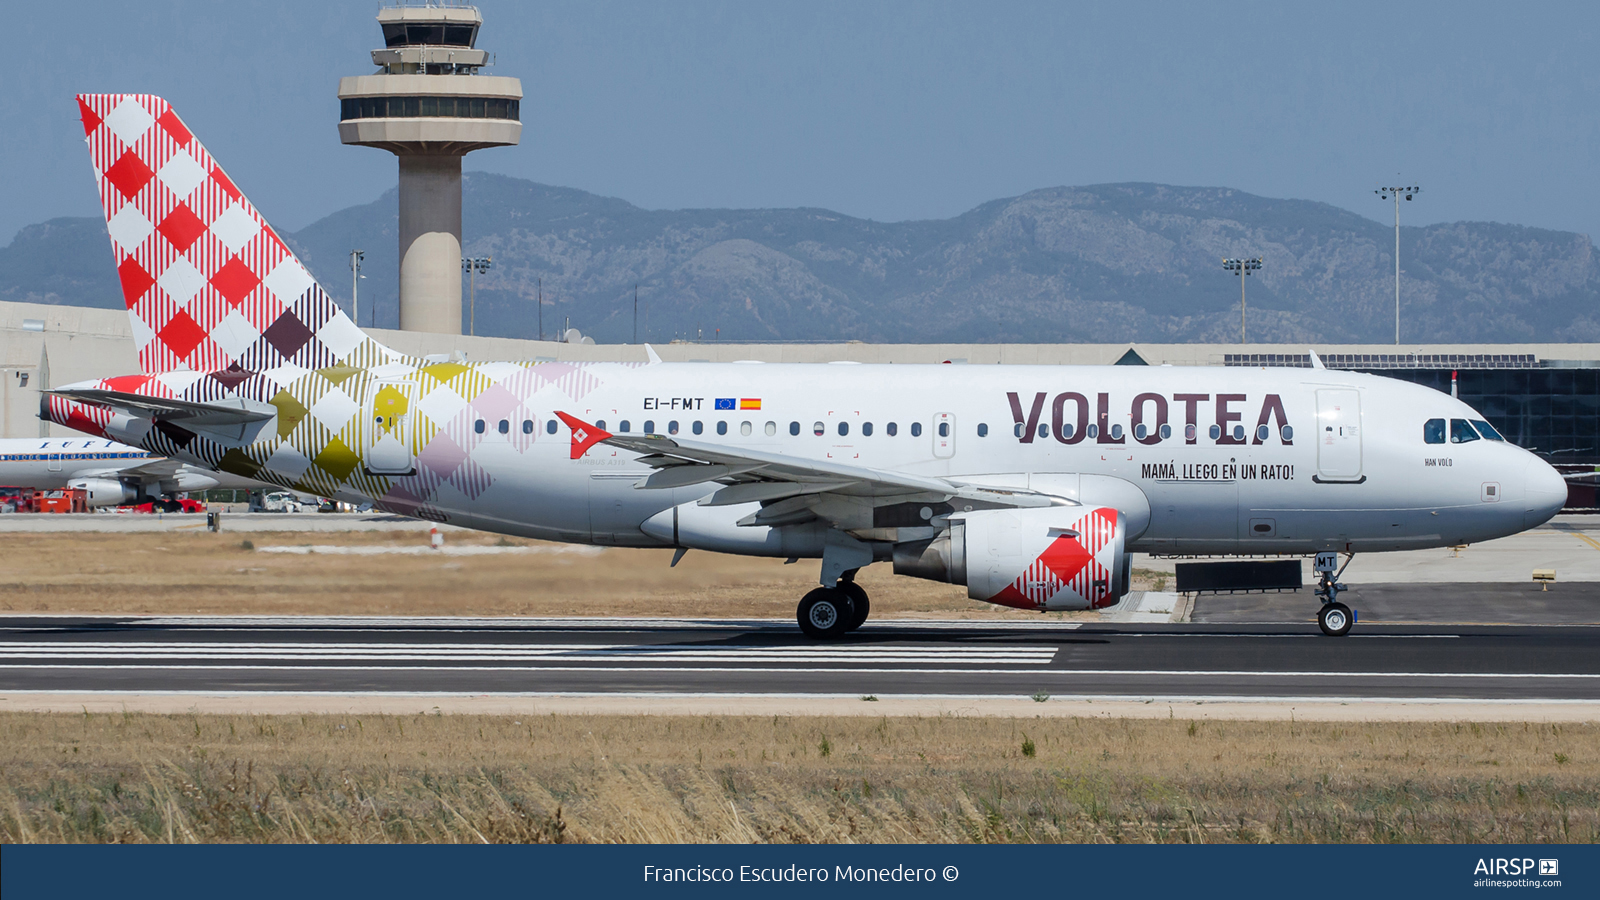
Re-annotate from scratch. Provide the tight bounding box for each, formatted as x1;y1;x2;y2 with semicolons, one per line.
260;362;1565;555
0;437;262;495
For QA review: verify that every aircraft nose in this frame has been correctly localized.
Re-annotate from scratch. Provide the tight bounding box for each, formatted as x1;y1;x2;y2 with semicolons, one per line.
1524;458;1568;529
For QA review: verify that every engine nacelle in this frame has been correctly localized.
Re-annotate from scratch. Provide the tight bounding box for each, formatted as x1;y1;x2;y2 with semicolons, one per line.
893;505;1129;610
68;477;137;508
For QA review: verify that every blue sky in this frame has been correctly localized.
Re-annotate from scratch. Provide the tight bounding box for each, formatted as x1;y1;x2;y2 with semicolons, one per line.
4;0;1597;243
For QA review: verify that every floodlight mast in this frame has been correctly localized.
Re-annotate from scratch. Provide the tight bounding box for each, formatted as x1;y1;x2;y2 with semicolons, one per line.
1221;257;1262;343
1375;185;1420;344
462;256;492;336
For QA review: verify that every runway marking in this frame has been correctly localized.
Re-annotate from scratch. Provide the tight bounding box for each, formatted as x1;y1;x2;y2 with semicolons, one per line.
256;544;606;556
1;663;1596;678
1567;531;1600;553
0;642;1060;666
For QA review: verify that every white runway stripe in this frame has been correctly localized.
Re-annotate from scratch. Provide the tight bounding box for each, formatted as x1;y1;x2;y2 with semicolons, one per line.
0;642;1059;666
0;663;1595;679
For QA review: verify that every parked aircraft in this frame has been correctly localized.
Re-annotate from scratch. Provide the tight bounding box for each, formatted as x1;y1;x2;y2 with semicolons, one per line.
42;95;1569;636
0;437;265;510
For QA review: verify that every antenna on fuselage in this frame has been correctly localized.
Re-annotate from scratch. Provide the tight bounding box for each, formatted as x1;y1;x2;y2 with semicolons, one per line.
643;344;663;365
1308;348;1326;370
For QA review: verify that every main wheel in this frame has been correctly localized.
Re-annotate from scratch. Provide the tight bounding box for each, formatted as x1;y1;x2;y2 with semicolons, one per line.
798;587;852;639
1318;602;1354;637
838;582;870;631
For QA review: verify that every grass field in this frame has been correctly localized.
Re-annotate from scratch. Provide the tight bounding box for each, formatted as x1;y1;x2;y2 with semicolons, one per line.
0;531;1127;620
2;712;1595;844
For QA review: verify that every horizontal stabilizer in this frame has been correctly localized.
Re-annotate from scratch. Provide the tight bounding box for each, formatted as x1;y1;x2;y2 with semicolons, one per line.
47;389;275;427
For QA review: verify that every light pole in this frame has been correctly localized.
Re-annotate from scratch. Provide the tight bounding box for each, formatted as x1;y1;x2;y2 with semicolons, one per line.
633;283;639;344
462;256;492;336
1221;257;1262;343
348;250;364;326
1375;185;1419;344
537;277;543;342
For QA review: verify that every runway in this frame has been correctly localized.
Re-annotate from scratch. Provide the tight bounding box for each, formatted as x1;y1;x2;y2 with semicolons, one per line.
2;615;1598;701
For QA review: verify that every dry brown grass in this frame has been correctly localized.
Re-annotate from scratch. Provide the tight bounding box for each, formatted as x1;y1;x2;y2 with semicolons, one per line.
1;712;1595;844
0;531;1104;620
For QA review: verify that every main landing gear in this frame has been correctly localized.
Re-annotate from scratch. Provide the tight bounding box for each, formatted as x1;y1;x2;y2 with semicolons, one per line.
1313;551;1356;637
797;573;871;639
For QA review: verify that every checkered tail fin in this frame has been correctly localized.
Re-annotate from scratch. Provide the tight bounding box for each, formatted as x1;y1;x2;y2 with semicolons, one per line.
78;94;394;376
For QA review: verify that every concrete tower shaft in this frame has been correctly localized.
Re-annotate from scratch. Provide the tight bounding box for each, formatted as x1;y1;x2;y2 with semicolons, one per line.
337;4;521;335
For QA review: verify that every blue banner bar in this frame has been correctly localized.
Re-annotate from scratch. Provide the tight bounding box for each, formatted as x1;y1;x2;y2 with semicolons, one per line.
2;844;1594;899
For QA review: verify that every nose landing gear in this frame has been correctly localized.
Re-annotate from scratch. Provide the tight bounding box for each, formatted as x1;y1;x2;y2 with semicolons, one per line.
1314;551;1355;637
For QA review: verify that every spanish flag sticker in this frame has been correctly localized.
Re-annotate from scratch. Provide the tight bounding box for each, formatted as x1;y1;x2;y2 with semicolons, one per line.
740;398;762;410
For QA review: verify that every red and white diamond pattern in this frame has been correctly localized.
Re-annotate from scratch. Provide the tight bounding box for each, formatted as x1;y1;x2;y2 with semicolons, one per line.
78;94;362;376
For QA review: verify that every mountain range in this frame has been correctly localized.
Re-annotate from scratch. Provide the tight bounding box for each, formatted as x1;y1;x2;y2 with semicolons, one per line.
4;176;1597;344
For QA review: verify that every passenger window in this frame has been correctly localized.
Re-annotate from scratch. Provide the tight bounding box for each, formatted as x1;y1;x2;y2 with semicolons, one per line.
887;422;898;436
911;422;922;437
668;420;679;435
522;420;533;434
1280;425;1293;442
474;419;485;434
692;421;703;435
1013;423;1024;438
1087;424;1099;439
644;420;656;434
1424;418;1445;444
498;419;509;434
595;420;606;431
1450;418;1480;443
546;419;558;435
789;421;799;436
740;421;752;436
1471;419;1505;441
1061;423;1075;440
1208;424;1221;440
1159;423;1172;440
619;420;631;433
1185;424;1196;441
938;422;949;437
838;422;849;437
977;423;988;437
765;422;776;436
718;421;728;435
813;421;825;436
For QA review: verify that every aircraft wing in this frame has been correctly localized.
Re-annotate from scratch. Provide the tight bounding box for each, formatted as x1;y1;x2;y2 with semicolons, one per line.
554;412;1057;529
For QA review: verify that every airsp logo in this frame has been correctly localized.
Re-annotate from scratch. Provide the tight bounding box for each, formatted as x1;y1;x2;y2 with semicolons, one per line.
1473;858;1550;876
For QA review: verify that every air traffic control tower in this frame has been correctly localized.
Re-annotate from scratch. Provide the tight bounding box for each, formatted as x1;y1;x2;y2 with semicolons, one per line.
338;4;521;334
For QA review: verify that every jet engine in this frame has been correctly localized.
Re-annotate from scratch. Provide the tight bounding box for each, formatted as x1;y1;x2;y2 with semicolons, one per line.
68;477;138;509
893;505;1129;610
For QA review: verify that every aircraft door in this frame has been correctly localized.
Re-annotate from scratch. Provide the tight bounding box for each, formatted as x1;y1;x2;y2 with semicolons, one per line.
1315;389;1363;481
933;413;956;459
47;451;61;472
365;381;416;476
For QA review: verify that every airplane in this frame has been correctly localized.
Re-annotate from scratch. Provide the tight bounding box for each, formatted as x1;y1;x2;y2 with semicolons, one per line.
42;94;1569;637
0;436;268;510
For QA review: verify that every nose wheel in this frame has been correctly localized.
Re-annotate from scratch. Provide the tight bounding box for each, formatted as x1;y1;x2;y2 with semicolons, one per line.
1318;602;1354;637
1313;551;1356;637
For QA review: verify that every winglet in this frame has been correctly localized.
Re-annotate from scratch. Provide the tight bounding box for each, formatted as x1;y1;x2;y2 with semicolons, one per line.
644;343;662;365
555;411;612;459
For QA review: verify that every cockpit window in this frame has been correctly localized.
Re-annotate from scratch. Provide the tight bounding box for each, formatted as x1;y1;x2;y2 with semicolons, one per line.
1471;419;1505;441
1424;418;1445;444
1450;418;1480;443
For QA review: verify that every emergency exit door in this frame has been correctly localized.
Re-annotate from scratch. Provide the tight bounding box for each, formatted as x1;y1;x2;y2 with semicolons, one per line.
365;381;415;476
1315;389;1362;481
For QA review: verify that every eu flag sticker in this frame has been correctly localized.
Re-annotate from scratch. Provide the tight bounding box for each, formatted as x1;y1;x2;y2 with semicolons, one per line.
714;398;737;410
